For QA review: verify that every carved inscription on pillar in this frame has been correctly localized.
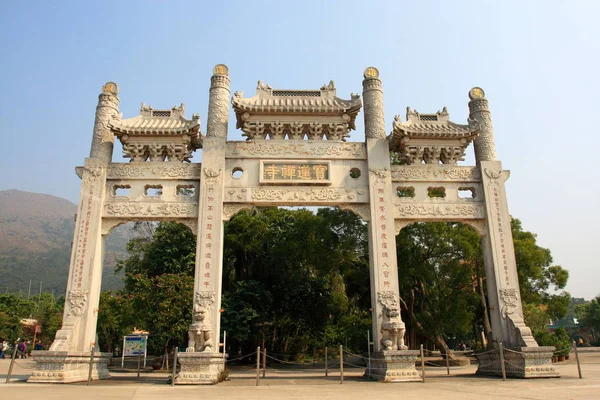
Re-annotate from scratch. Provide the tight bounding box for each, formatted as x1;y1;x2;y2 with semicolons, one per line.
200;172;220;290
73;160;105;290
369;169;395;289
486;170;511;287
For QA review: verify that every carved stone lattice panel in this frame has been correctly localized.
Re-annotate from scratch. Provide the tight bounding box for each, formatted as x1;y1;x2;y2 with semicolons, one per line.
390;165;481;182
104;202;198;218
224;187;369;204
107;163;201;180
395;203;485;219
226;141;366;159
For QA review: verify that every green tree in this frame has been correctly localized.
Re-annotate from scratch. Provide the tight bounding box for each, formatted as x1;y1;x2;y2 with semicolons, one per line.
575;296;600;337
97;291;134;353
512;218;570;340
396;222;481;355
116;221;196;354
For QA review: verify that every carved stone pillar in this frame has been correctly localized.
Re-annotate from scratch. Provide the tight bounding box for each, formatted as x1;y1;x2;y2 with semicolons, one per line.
89;82;120;162
476;161;557;377
177;65;229;384
468;87;497;162
362;67;420;382
29;83;118;383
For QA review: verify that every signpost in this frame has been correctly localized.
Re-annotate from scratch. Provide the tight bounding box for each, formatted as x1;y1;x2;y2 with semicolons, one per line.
121;335;148;368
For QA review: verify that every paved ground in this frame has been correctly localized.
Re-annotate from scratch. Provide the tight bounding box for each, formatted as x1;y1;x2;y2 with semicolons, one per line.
1;353;599;399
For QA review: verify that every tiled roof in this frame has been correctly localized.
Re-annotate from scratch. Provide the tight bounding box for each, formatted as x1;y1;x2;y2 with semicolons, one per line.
232;81;362;129
391;107;476;139
110;103;201;135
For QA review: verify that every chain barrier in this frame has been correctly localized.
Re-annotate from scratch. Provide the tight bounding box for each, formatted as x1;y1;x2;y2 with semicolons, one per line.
265;353;321;365
225;350;258;363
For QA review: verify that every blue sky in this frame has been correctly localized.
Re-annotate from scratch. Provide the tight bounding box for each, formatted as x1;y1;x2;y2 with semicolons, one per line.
1;0;599;299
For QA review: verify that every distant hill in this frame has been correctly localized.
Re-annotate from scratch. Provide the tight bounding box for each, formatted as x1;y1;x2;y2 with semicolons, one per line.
0;189;130;296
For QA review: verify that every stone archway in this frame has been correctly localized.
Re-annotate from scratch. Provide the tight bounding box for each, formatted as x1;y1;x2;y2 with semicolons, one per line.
29;66;556;384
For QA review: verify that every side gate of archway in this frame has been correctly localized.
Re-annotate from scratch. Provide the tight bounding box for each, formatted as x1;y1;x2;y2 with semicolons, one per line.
28;66;557;384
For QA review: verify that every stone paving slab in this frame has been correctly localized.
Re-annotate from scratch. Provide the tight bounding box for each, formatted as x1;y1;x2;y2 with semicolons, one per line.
1;353;599;400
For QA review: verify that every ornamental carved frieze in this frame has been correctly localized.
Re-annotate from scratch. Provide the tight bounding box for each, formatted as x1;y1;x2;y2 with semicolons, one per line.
390;165;481;182
107;163;201;179
227;142;366;159
394;219;418;235
105;203;198;217
338;204;371;221
68;290;89;317
245;187;367;202
222;203;253;221
122;142;193;162
101;218;129;235
241;121;351;141
395;203;484;218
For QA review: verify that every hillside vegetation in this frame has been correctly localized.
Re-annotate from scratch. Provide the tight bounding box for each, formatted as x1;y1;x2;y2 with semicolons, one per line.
0;189;129;295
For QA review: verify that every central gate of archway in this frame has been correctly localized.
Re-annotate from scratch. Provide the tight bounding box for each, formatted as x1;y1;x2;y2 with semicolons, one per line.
29;65;558;384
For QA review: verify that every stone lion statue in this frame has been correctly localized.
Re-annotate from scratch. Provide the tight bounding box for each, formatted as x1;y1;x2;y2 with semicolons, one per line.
380;296;408;351
186;304;213;353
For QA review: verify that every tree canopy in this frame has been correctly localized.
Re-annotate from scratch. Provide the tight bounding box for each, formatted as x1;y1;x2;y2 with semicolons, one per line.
94;208;571;357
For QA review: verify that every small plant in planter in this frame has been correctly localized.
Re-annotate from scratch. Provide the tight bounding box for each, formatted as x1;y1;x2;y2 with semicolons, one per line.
552;328;572;361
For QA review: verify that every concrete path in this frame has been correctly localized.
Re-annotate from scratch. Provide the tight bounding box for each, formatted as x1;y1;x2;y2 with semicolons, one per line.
1;353;599;399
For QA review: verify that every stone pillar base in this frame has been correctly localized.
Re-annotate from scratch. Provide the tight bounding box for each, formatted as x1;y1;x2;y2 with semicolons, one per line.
476;346;559;378
28;350;111;383
175;352;226;384
364;350;421;382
